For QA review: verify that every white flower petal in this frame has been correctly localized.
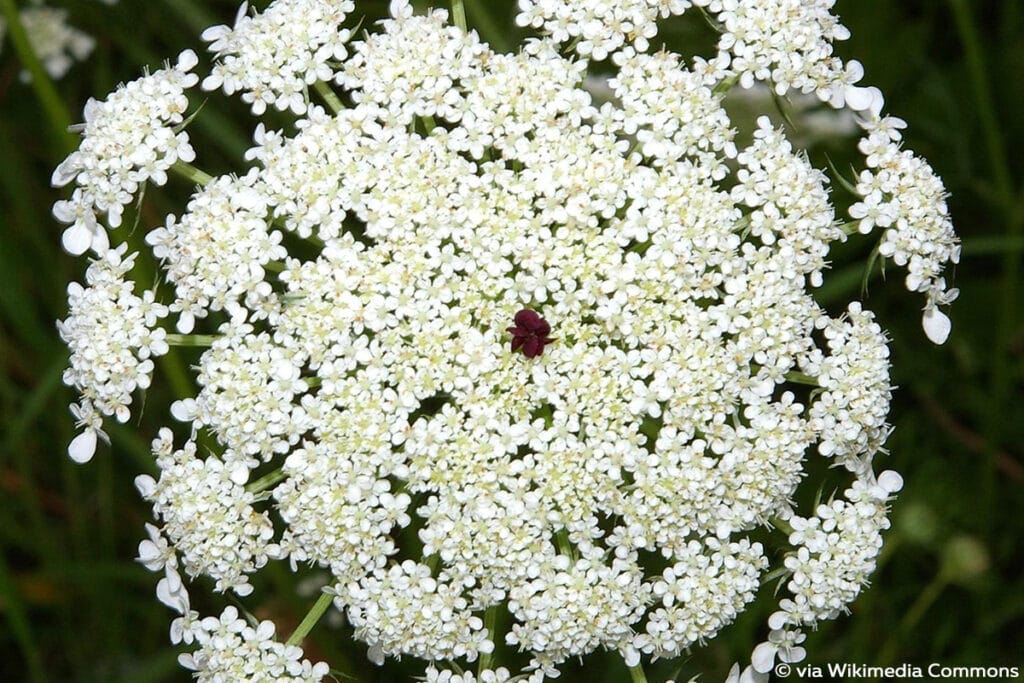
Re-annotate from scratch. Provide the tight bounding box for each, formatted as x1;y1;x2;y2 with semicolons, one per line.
751;642;777;674
61;223;93;256
68;429;97;463
922;306;952;345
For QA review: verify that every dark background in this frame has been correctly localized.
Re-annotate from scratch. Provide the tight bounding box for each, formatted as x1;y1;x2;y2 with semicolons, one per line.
1;1;1021;681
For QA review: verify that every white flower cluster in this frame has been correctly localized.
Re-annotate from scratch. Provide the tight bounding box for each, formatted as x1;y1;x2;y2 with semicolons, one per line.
609;48;735;169
187;323;311;464
179;606;330;683
851;112;961;344
136;429;280;596
425;665;544;683
418;483;549;604
202;0;355;115
806;303;892;474
52;49;199;256
733;116;843;285
516;0;869;109
506;556;649;673
637;538;766;659
274;440;411;583
58;246;168;463
344;560;494;664
781;473;901;625
146;170;285;333
340;4;487;125
516;0;689;61
141;562;328;682
52;0;960;681
744;471;903;679
712;0;861;104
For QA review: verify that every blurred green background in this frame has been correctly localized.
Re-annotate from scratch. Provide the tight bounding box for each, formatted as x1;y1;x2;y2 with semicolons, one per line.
1;0;1021;681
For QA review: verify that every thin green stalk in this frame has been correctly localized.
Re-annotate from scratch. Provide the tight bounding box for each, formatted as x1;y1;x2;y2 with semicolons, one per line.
784;371;819;387
713;74;740;97
286;591;334;647
478;607;498;674
172;160;215;187
900;574;948;633
840;220;863;236
0;0;75;154
628;663;649;683
554;528;573;557
314;81;344;115
451;0;467;32
246;467;289;495
165;334;219;348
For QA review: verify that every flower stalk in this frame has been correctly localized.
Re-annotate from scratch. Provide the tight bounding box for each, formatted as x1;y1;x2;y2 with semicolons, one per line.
246;467;289;494
450;0;467;32
314;80;344;114
165;334;219;348
479;606;499;674
172;160;215;187
285;591;334;647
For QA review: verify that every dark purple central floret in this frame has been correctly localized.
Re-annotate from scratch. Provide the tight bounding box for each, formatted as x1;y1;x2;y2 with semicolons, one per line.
507;308;556;358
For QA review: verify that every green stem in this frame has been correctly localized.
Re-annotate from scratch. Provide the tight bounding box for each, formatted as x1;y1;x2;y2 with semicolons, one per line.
478;607;498;674
172;161;215;187
165;334;218;347
451;0;467;32
784;371;819;387
0;0;76;154
286;591;334;647
554;528;575;560
313;81;344;115
246;467;289;495
840;220;863;236
900;575;948;633
713;74;740;97
628;662;649;683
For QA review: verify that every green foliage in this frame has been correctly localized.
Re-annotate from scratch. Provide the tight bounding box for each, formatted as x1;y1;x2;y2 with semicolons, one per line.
1;1;1021;681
